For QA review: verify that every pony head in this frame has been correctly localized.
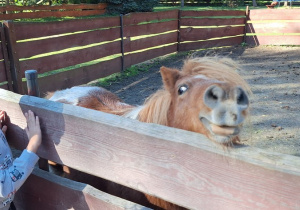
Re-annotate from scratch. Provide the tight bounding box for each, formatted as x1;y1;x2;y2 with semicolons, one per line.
159;56;250;144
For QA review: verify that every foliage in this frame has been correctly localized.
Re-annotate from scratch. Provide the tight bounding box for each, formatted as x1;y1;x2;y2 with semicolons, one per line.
100;0;160;15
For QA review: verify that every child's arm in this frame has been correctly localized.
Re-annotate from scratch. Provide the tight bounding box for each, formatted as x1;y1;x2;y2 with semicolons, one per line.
0;110;41;199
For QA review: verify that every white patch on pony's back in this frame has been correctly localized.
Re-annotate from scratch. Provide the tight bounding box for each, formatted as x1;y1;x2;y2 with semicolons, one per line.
123;106;144;120
49;86;103;105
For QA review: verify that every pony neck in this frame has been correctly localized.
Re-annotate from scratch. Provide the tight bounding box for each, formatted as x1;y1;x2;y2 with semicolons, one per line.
131;90;171;126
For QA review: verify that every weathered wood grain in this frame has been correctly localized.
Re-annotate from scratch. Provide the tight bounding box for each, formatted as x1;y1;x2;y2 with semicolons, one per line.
123;10;178;26
12;16;120;40
22;57;122;94
181;10;245;17
123;20;178;38
124;44;177;68
180;26;245;42
0;25;11;86
124;32;178;53
2;89;300;209
0;10;106;21
181;17;245;27
14;168;148;210
19;41;121;75
179;36;243;51
249;9;300;20
17;27;120;59
0;3;106;12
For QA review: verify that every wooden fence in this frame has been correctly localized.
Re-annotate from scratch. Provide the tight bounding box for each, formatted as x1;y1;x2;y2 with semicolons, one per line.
0;9;299;94
1;89;300;209
1;9;246;95
246;9;300;45
0;3;107;20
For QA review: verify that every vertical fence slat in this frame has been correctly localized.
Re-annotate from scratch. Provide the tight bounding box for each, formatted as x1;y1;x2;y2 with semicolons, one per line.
0;23;13;90
3;21;23;94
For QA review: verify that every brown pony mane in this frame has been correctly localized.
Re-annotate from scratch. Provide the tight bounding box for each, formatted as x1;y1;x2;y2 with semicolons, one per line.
138;56;251;125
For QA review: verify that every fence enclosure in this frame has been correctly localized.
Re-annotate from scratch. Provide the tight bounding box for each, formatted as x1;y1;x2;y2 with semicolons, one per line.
2;89;300;209
0;9;300;208
1;9;247;95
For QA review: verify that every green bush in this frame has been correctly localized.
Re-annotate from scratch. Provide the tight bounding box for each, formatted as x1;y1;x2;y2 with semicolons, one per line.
100;0;160;15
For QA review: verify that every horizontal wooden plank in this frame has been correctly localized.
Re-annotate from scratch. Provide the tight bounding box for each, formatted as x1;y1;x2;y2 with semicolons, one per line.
181;17;245;27
246;35;300;46
12;16;120;40
179;36;243;51
23;57;122;94
181;10;245;17
246;22;300;34
123;20;178;37
17;27;120;59
180;26;245;42
0;3;107;12
0;9;106;21
124;44;177;68
14;168;147;210
123;10;178;26
124;32;178;53
249;9;300;20
2;89;300;209
19;41;121;75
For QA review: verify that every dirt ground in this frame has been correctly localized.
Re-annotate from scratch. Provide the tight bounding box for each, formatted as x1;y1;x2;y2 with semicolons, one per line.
101;45;300;157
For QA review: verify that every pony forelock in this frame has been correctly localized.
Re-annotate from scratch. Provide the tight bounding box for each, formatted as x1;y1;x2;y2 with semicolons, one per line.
182;56;252;95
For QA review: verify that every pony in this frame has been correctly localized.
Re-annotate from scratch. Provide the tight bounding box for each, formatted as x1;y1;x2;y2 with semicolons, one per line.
47;56;251;209
48;56;250;144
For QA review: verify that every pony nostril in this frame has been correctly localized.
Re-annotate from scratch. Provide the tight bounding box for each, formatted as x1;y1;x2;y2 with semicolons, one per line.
232;113;237;121
236;87;249;106
203;85;223;108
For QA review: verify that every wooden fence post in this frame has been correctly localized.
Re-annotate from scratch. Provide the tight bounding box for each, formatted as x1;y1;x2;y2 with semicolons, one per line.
177;10;182;52
120;14;125;72
243;6;249;44
3;20;23;94
25;70;49;172
0;23;13;91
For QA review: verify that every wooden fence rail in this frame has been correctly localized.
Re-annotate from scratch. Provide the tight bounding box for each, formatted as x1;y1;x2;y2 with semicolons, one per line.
0;3;107;20
1;88;300;209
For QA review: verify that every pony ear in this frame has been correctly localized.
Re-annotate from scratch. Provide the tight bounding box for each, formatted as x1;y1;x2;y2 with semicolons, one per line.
160;66;181;92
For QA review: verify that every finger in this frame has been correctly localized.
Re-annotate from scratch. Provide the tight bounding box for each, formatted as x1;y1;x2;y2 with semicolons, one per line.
35;116;40;126
2;125;7;135
25;112;29;121
25;127;29;136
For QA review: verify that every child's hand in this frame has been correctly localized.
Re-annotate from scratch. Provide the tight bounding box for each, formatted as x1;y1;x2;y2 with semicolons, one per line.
25;110;42;153
0;110;7;135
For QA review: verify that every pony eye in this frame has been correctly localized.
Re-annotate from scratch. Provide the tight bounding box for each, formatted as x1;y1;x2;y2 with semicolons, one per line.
178;85;189;95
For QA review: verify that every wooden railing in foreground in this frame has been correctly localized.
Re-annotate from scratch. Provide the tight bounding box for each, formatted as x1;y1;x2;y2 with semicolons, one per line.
1;88;300;209
0;3;107;20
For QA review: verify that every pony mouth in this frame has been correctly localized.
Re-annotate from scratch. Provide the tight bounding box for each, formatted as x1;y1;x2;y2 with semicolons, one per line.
200;117;240;143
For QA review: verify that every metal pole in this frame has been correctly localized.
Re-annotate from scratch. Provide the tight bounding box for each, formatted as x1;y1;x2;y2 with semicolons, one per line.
25;70;40;97
25;70;49;172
